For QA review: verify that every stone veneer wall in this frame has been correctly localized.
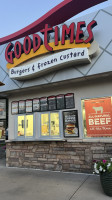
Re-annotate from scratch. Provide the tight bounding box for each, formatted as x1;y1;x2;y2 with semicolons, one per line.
0;141;6;159
6;141;112;173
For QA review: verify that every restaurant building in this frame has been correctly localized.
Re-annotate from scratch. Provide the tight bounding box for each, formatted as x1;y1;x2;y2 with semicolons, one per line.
0;1;112;173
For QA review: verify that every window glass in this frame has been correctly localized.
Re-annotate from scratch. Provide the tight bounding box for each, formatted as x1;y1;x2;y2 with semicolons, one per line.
41;114;49;136
50;113;59;136
82;97;112;138
17;116;25;136
25;115;33;137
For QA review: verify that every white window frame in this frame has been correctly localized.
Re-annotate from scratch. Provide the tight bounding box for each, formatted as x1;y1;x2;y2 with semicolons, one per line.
37;111;64;140
15;113;35;141
14;111;64;141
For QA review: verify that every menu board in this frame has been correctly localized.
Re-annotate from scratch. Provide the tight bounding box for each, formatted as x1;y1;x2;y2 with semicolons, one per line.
48;96;56;111
33;98;40;112
0;99;6;119
63;110;79;137
26;99;32;113
19;100;26;114
65;93;75;109
12;101;18;114
40;97;48;111
56;94;65;110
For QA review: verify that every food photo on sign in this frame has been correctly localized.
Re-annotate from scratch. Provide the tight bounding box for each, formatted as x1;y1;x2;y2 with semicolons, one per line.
63;110;79;137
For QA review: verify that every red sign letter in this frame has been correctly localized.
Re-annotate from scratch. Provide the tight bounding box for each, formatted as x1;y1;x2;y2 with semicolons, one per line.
41;24;53;51
55;26;60;46
14;41;22;59
75;21;86;44
23;36;32;55
5;43;14;64
84;20;97;44
33;34;42;53
61;23;75;45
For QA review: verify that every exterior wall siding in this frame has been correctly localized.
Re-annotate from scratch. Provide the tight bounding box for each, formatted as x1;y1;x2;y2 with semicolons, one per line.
6;141;112;173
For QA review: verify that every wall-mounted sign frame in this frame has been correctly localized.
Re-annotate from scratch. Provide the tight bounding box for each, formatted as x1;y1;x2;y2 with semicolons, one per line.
11;101;18;115
0;99;7;119
19;100;26;114
33;98;40;112
63;110;79;137
56;94;65;110
11;92;75;114
26;99;33;113
40;97;48;111
82;96;112;137
65;93;75;109
48;96;56;111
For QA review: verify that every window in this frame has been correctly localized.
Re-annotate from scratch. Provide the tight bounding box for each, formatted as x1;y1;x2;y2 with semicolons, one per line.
82;96;112;138
41;113;49;136
15;112;63;141
17;114;34;139
40;112;60;139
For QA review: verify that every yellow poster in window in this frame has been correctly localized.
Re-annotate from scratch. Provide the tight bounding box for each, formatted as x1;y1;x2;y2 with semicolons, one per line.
41;114;49;136
0;129;2;138
18;116;24;136
25;115;33;137
50;113;59;136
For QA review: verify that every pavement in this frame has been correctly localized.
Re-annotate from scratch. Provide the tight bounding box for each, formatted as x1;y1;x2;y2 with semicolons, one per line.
0;160;111;200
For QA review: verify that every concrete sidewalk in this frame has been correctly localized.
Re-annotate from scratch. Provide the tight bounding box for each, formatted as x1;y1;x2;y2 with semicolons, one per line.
0;164;111;200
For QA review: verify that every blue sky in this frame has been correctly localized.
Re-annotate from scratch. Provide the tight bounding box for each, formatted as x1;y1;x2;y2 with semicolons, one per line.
0;0;62;37
0;0;111;38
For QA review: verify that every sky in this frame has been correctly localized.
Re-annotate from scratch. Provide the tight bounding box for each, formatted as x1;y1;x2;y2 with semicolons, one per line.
0;0;111;38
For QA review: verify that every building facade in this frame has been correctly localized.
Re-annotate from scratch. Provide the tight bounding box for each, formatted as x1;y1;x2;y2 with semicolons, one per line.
0;2;112;173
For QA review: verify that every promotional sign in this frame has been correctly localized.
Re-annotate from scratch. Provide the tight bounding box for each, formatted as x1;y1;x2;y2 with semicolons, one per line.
65;93;75;109
11;101;18;114
63;110;79;137
19;100;26;114
33;98;40;112
26;99;32;113
40;97;48;111
9;47;90;80
0;99;6;119
48;96;56;111
56;94;65;110
84;97;112;137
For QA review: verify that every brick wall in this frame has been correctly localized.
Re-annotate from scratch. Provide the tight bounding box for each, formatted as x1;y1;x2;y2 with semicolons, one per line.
6;141;112;173
0;141;6;159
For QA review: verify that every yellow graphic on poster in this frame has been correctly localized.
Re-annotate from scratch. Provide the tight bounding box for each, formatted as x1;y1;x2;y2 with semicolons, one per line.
41;114;49;136
50;113;59;136
0;129;2;138
18;116;24;136
25;115;33;137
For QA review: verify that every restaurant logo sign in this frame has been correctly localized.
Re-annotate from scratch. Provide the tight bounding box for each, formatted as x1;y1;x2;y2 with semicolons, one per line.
5;20;97;70
9;48;90;79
